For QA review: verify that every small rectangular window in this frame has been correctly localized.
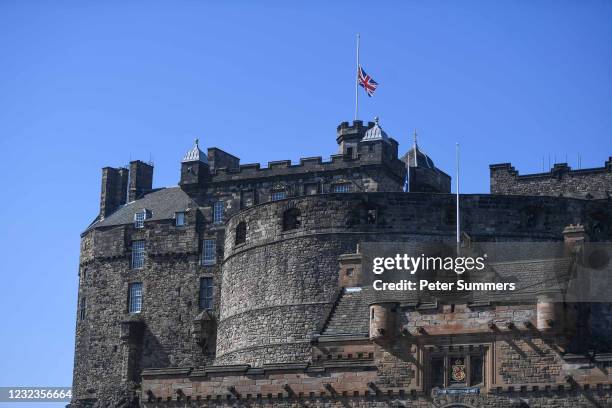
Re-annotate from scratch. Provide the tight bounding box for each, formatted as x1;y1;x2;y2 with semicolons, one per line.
332;183;351;193
134;211;146;228
271;191;286;201
128;282;143;313
79;296;86;321
201;239;216;265
213;202;224;223
131;240;145;269
175;211;186;226
199;277;214;311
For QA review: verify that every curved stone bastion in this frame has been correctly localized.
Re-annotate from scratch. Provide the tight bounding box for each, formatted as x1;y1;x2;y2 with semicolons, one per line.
215;192;610;366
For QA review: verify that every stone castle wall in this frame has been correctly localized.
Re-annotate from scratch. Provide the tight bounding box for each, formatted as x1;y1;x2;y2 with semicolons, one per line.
73;122;612;408
490;159;612;199
217;192;612;366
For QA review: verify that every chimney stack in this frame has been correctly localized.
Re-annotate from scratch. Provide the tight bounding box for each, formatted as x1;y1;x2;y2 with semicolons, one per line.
100;167;129;218
128;160;154;202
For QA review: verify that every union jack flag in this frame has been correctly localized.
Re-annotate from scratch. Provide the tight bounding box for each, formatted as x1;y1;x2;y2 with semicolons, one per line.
358;65;378;97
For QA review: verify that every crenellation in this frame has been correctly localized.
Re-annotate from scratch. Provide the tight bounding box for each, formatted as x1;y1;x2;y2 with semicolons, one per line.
490;159;612;199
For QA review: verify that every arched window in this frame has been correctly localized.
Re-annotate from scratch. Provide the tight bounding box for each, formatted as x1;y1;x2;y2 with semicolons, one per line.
282;208;302;231
235;222;246;245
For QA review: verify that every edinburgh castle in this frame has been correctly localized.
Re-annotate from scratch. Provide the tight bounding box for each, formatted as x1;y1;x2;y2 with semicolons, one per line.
72;119;612;408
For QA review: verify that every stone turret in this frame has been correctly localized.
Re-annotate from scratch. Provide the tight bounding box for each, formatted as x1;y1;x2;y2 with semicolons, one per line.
369;302;396;344
180;139;210;190
336;120;373;157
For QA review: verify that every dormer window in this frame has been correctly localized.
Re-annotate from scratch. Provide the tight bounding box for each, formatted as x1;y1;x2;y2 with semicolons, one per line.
175;211;186;227
332;183;351;193
134;209;151;228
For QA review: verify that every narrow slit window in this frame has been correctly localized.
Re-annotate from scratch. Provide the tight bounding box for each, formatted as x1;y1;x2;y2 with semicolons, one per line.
199;277;214;311
79;296;87;321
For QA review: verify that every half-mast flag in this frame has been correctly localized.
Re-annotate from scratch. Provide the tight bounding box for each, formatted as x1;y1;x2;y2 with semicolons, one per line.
358;66;378;97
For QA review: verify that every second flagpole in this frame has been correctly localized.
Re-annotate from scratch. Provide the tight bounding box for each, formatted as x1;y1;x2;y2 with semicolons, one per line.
456;142;460;248
355;33;360;121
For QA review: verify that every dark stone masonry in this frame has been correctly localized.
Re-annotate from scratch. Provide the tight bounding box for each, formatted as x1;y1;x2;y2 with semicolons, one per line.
490;159;612;199
71;119;612;408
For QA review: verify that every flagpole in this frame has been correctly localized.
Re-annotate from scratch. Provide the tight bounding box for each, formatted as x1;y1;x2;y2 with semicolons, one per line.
456;142;460;247
355;33;360;121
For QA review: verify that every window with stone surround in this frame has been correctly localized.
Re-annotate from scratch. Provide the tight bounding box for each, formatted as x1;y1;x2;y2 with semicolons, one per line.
201;239;216;265
131;240;145;269
199;277;213;311
271;190;286;201
134;210;146;228
213;201;224;224
128;282;143;314
175;211;186;226
428;348;485;390
332;183;351;193
79;296;86;321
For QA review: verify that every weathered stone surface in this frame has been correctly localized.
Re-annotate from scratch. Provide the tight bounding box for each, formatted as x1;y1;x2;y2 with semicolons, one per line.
71;121;612;408
490;159;612;199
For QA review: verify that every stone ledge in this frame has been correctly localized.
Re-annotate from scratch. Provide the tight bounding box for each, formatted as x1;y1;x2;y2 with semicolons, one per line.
489;382;612;393
317;334;369;343
142;367;192;377
203;364;250;374
262;362;309;371
144;360;377;381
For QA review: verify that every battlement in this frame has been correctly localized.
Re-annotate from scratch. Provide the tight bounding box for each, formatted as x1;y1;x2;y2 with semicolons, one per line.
336;119;375;136
490;157;612;199
209;147;402;182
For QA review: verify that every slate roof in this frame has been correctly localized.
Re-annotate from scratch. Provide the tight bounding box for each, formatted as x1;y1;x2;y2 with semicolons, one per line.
404;146;436;169
87;187;197;230
321;257;574;337
182;139;208;163
361;117;391;143
321;288;375;336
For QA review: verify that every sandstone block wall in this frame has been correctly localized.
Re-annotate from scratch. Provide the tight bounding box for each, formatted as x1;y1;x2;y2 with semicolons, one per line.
490;159;612;199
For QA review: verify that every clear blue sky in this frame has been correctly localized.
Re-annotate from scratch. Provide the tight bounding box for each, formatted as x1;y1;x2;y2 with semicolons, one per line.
0;0;610;403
